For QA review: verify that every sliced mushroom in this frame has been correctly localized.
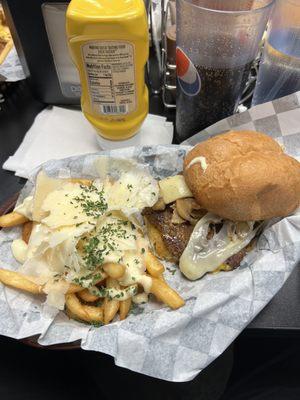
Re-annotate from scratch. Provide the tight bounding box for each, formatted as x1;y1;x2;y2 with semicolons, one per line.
236;221;253;239
227;222;237;241
190;208;207;220
227;221;254;241
171;208;186;224
152;197;166;211
175;198;205;225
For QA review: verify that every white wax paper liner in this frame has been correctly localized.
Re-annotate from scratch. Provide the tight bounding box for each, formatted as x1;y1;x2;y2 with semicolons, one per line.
0;142;299;382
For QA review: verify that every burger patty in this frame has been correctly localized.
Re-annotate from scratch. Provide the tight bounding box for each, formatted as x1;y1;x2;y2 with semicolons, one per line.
143;206;194;262
225;248;247;270
143;207;248;268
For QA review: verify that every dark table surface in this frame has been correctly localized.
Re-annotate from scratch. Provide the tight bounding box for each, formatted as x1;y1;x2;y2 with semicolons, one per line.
0;79;299;334
1;78;300;400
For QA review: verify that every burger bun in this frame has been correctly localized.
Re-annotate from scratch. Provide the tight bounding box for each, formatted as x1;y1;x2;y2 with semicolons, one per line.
184;130;300;221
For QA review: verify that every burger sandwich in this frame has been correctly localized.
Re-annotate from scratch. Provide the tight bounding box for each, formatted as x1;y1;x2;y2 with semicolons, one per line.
143;130;300;280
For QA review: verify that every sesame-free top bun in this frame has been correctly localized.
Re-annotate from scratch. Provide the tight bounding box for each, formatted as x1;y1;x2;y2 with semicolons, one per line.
183;130;300;221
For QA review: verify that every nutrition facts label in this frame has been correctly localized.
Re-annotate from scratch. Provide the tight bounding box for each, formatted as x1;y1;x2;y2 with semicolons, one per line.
82;41;136;115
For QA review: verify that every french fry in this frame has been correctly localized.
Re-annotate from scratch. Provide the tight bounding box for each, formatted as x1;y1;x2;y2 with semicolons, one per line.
144;218;174;262
68;178;92;186
0;212;28;228
157;273;165;282
77;288;99;302
0;269;43;294
65;271;107;294
150;278;185;310
66;283;84;294
103;297;120;324
0;269;89;297
103;278;120;324
145;251;165;277
103;263;125;279
82;304;103;322
119;298;132;320
22;221;33;244
65;293;103;323
0;39;13;65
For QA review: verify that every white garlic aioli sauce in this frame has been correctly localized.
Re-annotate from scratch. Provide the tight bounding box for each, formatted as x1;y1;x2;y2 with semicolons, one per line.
77;218;153;296
11;239;28;264
186;156;208;172
120;250;152;293
95;285;138;301
11;164;159;309
132;292;148;304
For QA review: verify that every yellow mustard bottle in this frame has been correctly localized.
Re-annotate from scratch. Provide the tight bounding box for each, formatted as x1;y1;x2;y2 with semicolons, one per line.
66;0;149;140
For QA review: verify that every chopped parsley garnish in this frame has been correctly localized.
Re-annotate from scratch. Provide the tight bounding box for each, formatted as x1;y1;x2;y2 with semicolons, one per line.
72;272;103;287
90;321;104;327
73;184;108;218
94;299;103;307
53;273;62;282
82;236;104;269
92;286;107;297
81;219;137;270
141;248;145;254
127;184;133;191
99;285;138;300
167;267;177;275
129;303;145;316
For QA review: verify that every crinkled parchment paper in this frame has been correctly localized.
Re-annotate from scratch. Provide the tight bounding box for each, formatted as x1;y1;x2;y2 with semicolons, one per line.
0;145;299;382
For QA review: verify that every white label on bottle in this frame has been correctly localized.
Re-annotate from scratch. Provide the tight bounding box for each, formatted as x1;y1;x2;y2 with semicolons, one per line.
82;41;136;115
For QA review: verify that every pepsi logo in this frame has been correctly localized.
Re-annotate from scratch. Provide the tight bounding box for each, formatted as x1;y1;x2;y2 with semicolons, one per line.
176;47;201;96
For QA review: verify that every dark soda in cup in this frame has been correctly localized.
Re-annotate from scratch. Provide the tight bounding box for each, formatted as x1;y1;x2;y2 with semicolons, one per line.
176;60;253;142
176;0;274;142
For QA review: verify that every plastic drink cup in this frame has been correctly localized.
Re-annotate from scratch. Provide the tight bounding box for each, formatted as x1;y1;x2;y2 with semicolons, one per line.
176;0;274;142
252;0;300;106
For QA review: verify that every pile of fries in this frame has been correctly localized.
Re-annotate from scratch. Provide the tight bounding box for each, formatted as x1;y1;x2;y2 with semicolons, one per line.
0;5;13;65
0;181;184;325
